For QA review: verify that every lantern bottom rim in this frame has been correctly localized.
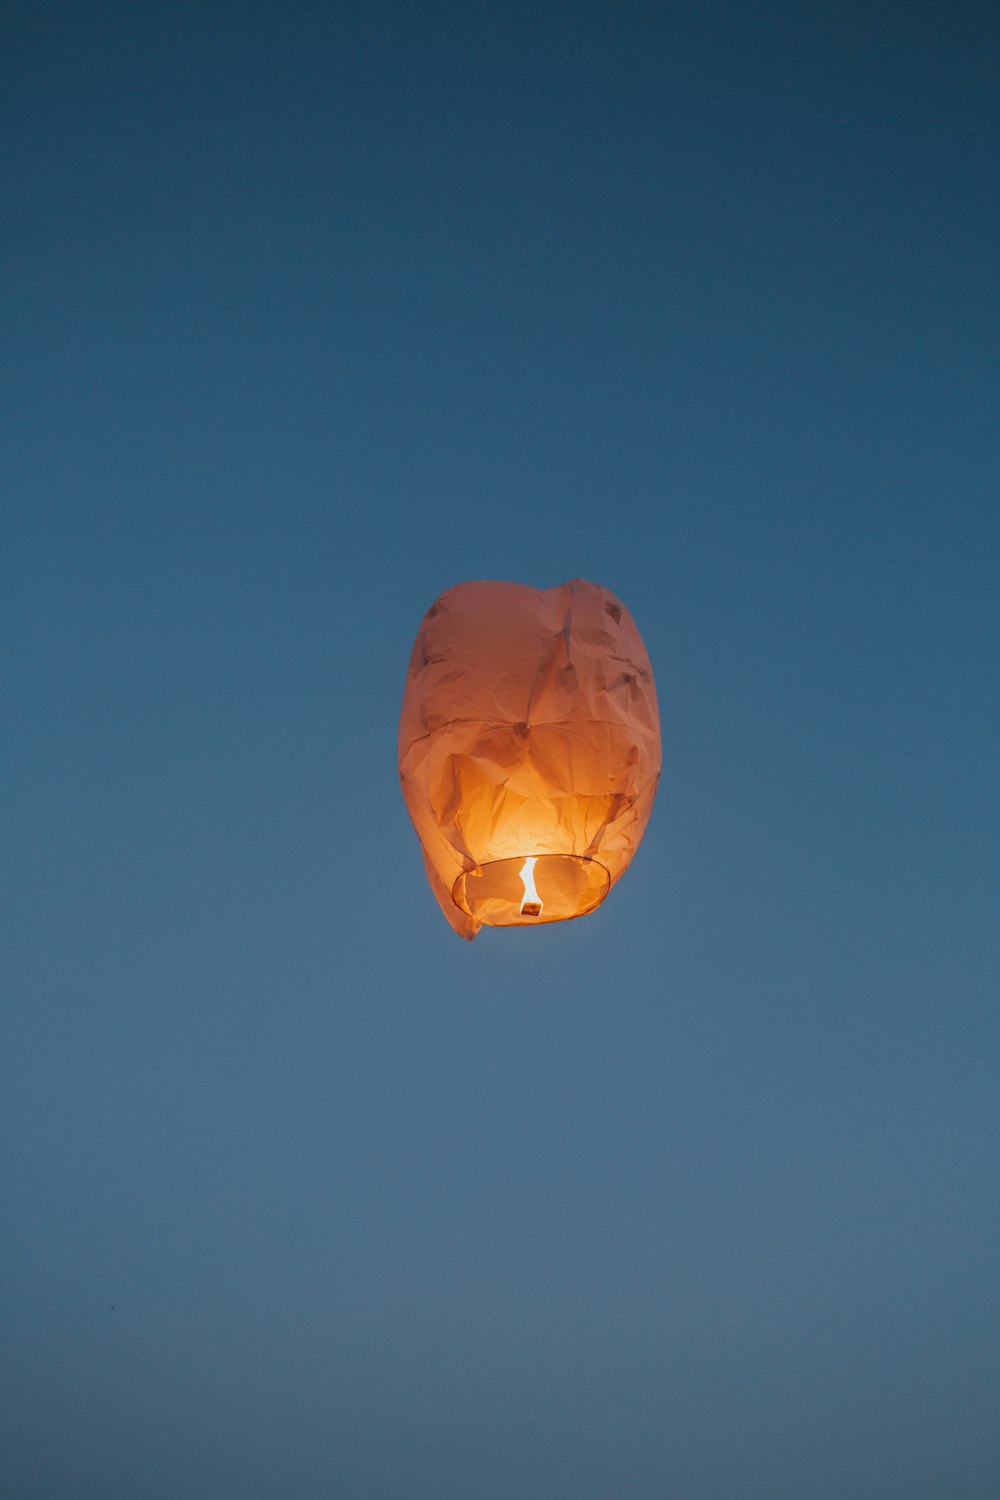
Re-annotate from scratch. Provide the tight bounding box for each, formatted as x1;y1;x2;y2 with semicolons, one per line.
453;854;611;927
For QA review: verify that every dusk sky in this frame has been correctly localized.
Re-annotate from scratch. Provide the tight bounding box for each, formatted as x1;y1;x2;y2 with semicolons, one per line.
3;2;998;1496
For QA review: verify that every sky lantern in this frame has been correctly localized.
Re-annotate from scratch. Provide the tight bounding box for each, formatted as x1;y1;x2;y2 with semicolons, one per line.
399;578;661;940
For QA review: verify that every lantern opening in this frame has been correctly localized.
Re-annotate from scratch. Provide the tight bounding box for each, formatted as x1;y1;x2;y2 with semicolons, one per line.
454;855;610;927
518;857;543;918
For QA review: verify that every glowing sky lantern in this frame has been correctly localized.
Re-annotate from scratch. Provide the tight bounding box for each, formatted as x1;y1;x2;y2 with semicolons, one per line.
398;578;661;940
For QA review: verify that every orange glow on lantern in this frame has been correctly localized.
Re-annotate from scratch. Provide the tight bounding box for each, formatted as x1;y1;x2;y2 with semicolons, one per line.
399;579;661;940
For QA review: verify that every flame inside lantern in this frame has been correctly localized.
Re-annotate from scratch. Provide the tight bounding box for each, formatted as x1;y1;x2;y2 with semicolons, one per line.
519;856;543;918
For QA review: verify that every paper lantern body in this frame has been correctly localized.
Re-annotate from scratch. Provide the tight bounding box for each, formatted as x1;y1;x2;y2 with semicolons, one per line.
399;578;661;940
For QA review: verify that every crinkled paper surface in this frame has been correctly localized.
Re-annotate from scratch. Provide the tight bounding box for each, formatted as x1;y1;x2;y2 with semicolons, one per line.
399;578;661;939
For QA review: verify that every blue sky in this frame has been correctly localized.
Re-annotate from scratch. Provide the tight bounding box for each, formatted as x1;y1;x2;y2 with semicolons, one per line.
3;3;998;1496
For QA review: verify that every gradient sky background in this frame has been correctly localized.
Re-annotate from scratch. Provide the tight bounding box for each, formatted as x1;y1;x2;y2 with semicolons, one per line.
3;3;998;1496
